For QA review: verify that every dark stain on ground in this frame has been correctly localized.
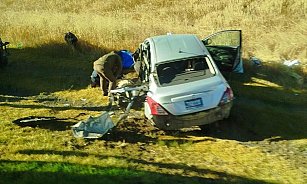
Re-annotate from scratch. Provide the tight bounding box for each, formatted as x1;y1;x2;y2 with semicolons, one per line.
12;116;76;131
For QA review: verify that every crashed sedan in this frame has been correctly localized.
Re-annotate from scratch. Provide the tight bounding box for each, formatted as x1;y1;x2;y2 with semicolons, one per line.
133;30;242;130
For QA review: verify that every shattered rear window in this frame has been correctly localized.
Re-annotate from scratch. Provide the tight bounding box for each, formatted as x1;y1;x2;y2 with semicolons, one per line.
156;56;215;86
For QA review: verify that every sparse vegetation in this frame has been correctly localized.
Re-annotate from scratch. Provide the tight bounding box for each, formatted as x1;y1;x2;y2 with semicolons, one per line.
0;0;306;184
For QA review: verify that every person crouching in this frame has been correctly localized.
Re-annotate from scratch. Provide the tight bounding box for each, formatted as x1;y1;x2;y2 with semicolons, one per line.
93;51;122;96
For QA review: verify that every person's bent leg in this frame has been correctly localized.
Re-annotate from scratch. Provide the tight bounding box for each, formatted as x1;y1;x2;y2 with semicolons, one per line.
107;81;117;96
94;65;108;96
102;70;117;95
102;77;109;96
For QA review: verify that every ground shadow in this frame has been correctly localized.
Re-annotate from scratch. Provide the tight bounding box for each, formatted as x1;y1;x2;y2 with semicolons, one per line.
5;152;269;183
0;40;109;97
0;95;27;103
12;116;76;131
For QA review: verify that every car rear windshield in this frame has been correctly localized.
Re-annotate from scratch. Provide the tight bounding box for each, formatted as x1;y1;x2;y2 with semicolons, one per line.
156;56;216;87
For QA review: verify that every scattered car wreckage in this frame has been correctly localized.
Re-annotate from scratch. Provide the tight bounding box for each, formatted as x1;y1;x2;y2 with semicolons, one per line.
72;30;243;138
72;85;148;138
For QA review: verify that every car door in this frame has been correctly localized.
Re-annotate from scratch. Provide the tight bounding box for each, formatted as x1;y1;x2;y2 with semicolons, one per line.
202;30;242;73
133;41;151;83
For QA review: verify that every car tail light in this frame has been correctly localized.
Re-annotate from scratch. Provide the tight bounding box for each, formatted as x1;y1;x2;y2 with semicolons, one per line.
146;96;168;115
219;87;234;105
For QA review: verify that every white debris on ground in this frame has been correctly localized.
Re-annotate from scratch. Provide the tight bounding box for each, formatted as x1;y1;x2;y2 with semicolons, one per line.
283;59;301;67
71;111;114;139
282;59;304;86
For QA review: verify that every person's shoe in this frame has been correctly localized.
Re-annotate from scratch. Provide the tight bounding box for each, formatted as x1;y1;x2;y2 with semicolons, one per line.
103;92;108;96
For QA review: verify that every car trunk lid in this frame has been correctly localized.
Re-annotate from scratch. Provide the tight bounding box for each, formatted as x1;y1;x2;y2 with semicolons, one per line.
151;76;226;115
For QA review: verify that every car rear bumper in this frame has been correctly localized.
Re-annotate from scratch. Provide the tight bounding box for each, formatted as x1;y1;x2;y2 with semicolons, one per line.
152;102;232;130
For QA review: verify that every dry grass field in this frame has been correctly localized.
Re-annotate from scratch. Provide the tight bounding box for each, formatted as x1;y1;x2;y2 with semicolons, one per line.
1;0;307;61
0;0;306;183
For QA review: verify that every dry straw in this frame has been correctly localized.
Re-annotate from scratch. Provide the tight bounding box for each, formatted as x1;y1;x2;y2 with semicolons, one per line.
0;0;306;62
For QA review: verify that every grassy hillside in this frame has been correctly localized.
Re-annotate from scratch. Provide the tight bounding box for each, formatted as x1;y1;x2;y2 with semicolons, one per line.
0;0;306;184
1;0;306;61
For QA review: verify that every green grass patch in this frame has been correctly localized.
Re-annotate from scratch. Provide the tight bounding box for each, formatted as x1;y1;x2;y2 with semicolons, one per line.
0;160;266;184
0;160;159;184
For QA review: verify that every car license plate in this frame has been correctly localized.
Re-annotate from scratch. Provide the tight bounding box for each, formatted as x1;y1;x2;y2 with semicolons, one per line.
185;98;203;110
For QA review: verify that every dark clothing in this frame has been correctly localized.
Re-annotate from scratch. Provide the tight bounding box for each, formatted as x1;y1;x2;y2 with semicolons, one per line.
90;70;100;87
0;38;9;67
64;32;78;46
93;51;122;95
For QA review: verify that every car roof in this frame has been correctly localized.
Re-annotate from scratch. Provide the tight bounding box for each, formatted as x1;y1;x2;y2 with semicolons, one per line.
147;34;208;64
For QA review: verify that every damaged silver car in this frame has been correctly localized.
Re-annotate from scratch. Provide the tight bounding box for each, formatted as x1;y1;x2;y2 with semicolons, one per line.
133;30;242;130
